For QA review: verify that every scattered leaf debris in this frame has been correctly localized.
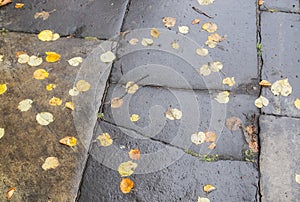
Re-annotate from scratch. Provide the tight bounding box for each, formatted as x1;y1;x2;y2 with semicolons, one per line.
0;84;8;95
34;9;56;20
294;99;300;110
203;184;216;193
150;28;160;38
295;174;300;184
141;38;154;46
15;3;24;8
126;81;139;94
223;77;235;87
259;80;271;87
192;18;201;25
191;132;206;145
0;0;12;7
49;97;62;106
254;96;269;108
215;91;230;104
271;78;292;96
76;80;91;92
38;30;60;41
46;84;56;91
100;51;116;63
28;55;43;67
6;187;16;200
129;38;139;45
68;57;83;66
202;22;218;33
111;97;123;108
178;26;189;34
65;101;74;110
198;196;210;202
45;51;61;63
196;48;209;57
33;69;49;80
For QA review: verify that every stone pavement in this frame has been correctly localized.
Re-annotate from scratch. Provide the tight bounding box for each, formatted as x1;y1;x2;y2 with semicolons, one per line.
0;0;299;202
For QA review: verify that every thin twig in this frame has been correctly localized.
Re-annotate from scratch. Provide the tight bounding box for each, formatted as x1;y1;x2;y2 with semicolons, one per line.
192;6;214;19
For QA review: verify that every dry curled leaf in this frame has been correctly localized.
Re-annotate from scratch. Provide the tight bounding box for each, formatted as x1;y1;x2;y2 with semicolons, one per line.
150;28;160;38
200;64;211;76
141;38;153;46
17;53;30;64
18;99;33;112
118;161;138;177
65;101;74;110
120;178;134;194
34;10;56;20
215;91;230;104
100;51;116;63
0;0;12;7
258;0;264;6
45;51;60;63
162;17;176;28
129;38;139;45
294;99;300;110
36;112;54;126
0;84;7;95
68;57;83;66
225;117;242;131
196;48;209;57
198;196;210;202
271;78;292;96
49;97;62;106
15;3;24;8
59;136;77;147
126;81;139;94
46;83;56;91
38;30;60;41
28;55;43;67
191;132;206;145
128;148;141;160
205;131;217;142
97;133;113;147
192;18;201;25
202;22;218;33
130;114;140;122
6;187;16;200
203;184;216;193
165;108;182;120
33;69;49;80
223;77;235;87
254;96;269;108
76;80;91;92
42;157;59;170
249;139;259;153
0;128;4;139
178;26;189;34
208;142;216;150
111;97;123;108
259;80;271;86
171;41;180;49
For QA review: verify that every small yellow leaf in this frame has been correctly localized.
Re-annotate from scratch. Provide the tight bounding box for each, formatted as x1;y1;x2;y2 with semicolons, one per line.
6;187;16;200
191;132;206;145
0;84;8;95
196;48;209;57
208;33;223;42
254;96;269;108
49;97;62;106
210;61;223;72
295;174;300;184
118;161;138;177
271;78;292;96
294;99;300;110
150;28;160;38
45;51;60;63
59;136;77;147
171;41;180;49
42;157;59;170
97;133;113;147
198;196;210;202
223;77;235;87
259;80;272;86
215;91;230;104
130;114;140;122
197;0;214;5
120;178;134;194
202;22;218;33
28;55;43;66
38;30;60;41
165;108;182;120
129;148;141;160
111;97;123;108
129;38;139;45
200;64;211;76
65;101;74;110
18;99;33;112
67;57;83;66
0;128;4;139
69;87;79;96
100;51;116;63
141;38;153;46
17;53;30;64
36;112;54;126
178;26;189;34
46;83;56;91
33;69;49;80
203;184;216;193
126;81;139;94
192;18;201;25
76;80;91;92
162;17;176;28
15;3;24;8
205;40;218;48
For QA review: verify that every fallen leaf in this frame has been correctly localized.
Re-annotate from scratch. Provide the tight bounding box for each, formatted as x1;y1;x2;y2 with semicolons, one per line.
162;17;176;28
6;187;16;200
254;96;269;108
111;97;123;108
0;128;4;139
141;38;153;46
18;99;33;112
69;87;79;96
28;55;43;66
0;84;7;95
223;77;235;87
203;184;216;193
200;64;211;76
0;54;3;61
178;26;189;34
258;0;264;6
150;28;160;38
171;41;180;49
259;80;271;86
225;117;242;131
196;48;209;57
45;51;60;63
97;133;113;146
126;81;139;94
17;53;30;64
100;51;116;63
36;112;54;126
34;9;56;20
0;0;12;7
165;108;182;120
191;132;206;145
49;97;62;106
42;157;59;170
249;140;259;153
15;51;26;58
59;136;77;147
215;91;230;104
128;148;141;160
120;178;134;194
244;125;255;136
208;33;223;42
192;18;201;25
198;196;210;202
118;161;138;177
76;80;91;92
15;3;24;8
205;131;217;142
210;61;223;72
294;99;300;110
202;22;218;33
68;57;83;66
65;101;74;110
205;40;218;48
33;69;49;80
129;38;139;45
130;114;140;122
38;30;60;41
295;174;300;184
271;78;292;96
208;142;216;150
46;83;56;91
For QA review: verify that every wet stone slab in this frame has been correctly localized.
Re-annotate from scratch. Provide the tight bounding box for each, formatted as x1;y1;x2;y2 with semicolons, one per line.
0;0;129;39
261;0;300;12
259;115;300;202
79;152;259;202
0;32;112;201
261;12;300;117
110;0;258;90
100;84;259;160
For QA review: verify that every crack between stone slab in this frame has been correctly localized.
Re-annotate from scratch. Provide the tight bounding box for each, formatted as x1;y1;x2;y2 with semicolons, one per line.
259;7;300;14
261;112;300;119
120;0;132;32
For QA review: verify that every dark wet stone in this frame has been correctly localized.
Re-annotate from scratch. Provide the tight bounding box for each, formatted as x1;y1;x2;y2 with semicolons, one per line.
259;115;300;202
261;12;300;117
0;0;129;39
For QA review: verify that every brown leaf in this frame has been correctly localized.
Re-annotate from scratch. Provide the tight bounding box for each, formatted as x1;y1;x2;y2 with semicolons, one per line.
34;9;56;20
111;97;123;108
244;125;255;136
0;0;12;7
249;140;259;153
225;117;242;131
192;18;201;25
128;148;141;160
205;131;217;142
6;187;16;200
120;178;134;194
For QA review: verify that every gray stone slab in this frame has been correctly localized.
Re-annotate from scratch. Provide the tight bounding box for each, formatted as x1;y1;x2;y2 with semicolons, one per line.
259;115;300;202
110;0;258;90
100;84;259;160
0;0;129;39
262;0;300;12
79;153;258;202
261;12;300;117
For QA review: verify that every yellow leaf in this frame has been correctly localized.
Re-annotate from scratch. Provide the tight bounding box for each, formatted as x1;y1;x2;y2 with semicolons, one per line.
192;18;201;25
271;78;292;96
150;28;160;38
223;77;235;87
17;99;33;112
294;99;300;110
120;178;134;194
203;184;216;193
254;96;269;108
210;61;223;72
162;17;176;28
129;38;139;45
76;80;91;92
0;0;12;7
36;112;54;126
191;132;206;145
130;114;140;122
46;83;56;91
118;161;138;177
171;41;180;49
178;26;189;34
67;57;83;66
258;0;264;6
100;51;116;63
259;80;272;86
69;87;79;96
33;69;49;80
126;81;139;94
17;53;30;64
202;22;218;33
295;174;300;184
197;0;214;5
208;33;223;42
0;84;7;95
200;64;211;76
97;133;113;147
198;196;210;202
49;97;62;106
45;51;60;63
28;55;43;66
196;48;209;57
15;3;24;8
65;101;74;110
59;136;77;147
6;187;16;200
38;30;60;41
0;128;4;139
129;148;141;160
141;38;153;46
42;157;59;170
205;40;217;48
111;97;123;108
165;108;182;120
215;91;230;104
